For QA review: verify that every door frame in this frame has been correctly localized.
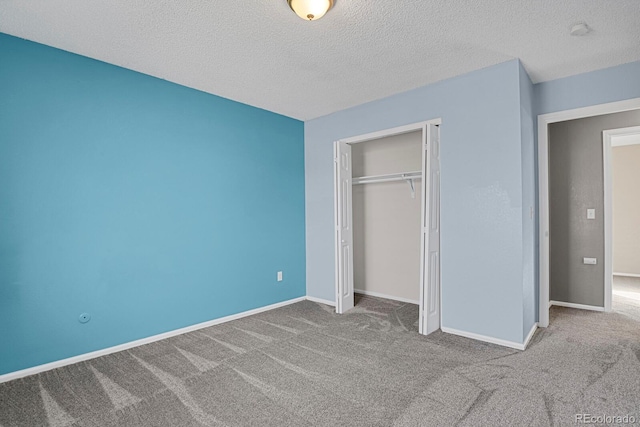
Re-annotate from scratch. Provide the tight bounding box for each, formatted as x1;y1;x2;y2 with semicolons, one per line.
334;118;442;335
537;97;640;328
603;125;640;310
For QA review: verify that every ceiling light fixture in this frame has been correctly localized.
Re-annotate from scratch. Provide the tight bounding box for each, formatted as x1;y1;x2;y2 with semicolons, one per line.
288;0;334;21
570;22;591;36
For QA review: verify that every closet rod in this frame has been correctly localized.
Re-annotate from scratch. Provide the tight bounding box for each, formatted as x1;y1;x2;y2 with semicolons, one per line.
352;171;422;185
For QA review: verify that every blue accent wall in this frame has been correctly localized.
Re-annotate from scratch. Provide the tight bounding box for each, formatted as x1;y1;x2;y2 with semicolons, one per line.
0;34;306;375
305;60;528;344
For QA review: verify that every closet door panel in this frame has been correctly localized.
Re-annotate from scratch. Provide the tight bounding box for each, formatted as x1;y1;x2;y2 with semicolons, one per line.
335;141;354;313
423;124;441;335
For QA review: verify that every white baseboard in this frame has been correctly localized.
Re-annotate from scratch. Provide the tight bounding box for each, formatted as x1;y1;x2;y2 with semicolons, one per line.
441;326;531;351
305;296;336;306
613;272;640;278
354;289;419;305
0;296;306;384
549;300;605;312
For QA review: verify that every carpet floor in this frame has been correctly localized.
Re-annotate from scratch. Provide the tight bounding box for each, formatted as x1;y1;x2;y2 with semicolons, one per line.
1;288;639;426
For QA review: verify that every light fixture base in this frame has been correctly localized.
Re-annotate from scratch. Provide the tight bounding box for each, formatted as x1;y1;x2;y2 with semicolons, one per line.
287;0;334;21
570;22;590;36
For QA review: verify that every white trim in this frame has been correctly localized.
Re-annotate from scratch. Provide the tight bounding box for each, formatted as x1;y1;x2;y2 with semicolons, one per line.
441;326;529;351
549;300;605;312
306;295;336;306
0;296;305;384
607;125;640;147
340;119;441;145
613;272;640;278
603;129;613;312
538;97;640;328
354;289;419;305
523;323;538;350
539;98;640;125
604;127;640;312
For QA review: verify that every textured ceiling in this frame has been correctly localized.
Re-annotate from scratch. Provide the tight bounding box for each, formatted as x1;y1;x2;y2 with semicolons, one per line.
1;1;639;120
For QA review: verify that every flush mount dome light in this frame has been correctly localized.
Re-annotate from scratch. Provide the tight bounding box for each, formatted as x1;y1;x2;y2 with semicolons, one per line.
288;0;334;21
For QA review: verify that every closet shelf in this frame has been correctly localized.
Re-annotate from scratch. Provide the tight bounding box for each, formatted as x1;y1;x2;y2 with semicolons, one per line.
352;171;422;185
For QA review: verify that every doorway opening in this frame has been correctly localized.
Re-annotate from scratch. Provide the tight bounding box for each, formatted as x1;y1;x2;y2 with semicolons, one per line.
538;98;640;327
605;126;640;320
334;120;441;335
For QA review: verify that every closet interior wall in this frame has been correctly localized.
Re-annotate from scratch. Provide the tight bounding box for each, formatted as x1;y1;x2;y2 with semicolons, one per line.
612;143;640;276
351;131;422;303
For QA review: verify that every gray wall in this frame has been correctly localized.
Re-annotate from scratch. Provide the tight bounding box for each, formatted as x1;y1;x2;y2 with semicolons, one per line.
549;109;640;306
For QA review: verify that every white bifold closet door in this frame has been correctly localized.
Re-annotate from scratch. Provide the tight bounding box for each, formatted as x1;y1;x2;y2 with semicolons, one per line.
421;123;441;334
335;141;354;314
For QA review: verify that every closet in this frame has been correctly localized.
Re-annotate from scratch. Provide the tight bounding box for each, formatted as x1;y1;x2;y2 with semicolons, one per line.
334;121;441;335
351;131;422;304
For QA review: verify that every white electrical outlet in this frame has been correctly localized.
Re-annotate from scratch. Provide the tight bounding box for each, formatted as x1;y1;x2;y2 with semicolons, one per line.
587;209;595;220
277;271;283;282
583;257;597;265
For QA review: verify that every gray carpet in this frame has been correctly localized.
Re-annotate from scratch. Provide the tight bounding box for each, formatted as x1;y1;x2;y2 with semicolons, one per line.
1;288;639;426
